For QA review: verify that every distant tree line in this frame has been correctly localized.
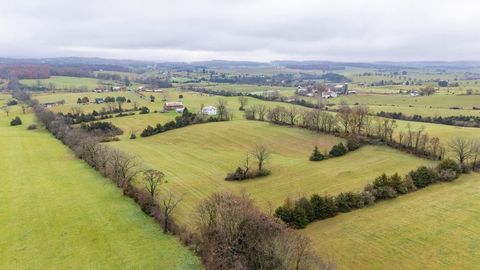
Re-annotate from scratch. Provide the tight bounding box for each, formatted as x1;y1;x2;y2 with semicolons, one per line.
182;85;324;109
135;76;172;88
377;111;480;128
245;103;445;160
0;63;129;80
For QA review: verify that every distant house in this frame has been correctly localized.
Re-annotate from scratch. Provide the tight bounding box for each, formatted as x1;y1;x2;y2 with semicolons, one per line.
164;101;184;111
112;86;121;91
153;89;163;93
176;108;185;113
410;91;420;97
321;90;338;99
40;102;57;108
95;98;104;104
201;106;217;115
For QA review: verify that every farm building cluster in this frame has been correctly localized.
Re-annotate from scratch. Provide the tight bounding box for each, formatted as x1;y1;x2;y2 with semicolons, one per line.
296;83;356;99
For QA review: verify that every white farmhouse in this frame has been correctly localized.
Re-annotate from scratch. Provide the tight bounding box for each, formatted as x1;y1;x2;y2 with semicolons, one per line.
201;106;217;115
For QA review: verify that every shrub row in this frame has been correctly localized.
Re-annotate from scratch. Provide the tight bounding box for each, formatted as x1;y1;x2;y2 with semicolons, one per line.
275;159;462;229
140;108;221;138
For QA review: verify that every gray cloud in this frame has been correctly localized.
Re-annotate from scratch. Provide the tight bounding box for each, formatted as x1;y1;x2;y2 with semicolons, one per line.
1;0;479;61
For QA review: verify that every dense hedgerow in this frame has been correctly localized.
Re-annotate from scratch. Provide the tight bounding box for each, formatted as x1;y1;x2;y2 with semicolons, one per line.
140;108;221;138
276;160;464;229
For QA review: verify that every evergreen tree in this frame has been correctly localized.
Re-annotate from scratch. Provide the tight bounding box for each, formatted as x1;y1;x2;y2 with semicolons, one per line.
309;146;325;161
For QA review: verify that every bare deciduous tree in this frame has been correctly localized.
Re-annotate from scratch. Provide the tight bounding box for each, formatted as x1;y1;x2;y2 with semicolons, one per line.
238;96;249;110
252;144;270;171
143;169;165;198
160;191;182;233
336;103;351;134
449;137;472;164
287;105;299;126
2;106;10;117
256;104;267;121
216;98;229;121
107;150;141;188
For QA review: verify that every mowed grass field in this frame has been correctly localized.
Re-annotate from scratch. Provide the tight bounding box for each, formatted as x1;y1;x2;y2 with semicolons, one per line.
21;76;103;90
304;173;480;270
110;120;432;225
0;107;201;269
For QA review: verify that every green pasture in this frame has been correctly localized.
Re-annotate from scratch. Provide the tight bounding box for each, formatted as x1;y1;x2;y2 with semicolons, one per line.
304;173;480;270
110;120;431;226
0;102;201;269
21;76;103;90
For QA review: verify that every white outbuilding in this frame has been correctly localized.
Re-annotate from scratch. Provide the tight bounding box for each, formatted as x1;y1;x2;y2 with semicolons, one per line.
201;106;217;115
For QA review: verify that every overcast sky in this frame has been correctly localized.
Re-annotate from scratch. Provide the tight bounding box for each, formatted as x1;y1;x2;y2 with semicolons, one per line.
0;0;479;62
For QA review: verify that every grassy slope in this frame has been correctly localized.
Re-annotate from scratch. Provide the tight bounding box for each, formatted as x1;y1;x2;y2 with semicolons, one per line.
110;120;431;224
303;173;480;270
0;109;201;269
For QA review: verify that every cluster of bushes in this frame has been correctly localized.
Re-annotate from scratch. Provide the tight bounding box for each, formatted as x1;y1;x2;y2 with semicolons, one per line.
329;142;348;157
140;108;220;137
10;116;22;126
225;167;270;180
275;159;462;229
139;106;150;114
7;99;18;106
377;111;480;128
80;121;123;137
309;142;351;162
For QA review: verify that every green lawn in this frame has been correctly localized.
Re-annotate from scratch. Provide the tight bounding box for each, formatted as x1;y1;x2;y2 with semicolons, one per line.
0;108;201;269
110;120;432;225
303;173;480;270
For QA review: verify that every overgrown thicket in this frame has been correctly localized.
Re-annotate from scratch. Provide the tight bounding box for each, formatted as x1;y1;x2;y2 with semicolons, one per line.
377;111;480;128
245;103;445;160
275;159;463;229
197;192;330;270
